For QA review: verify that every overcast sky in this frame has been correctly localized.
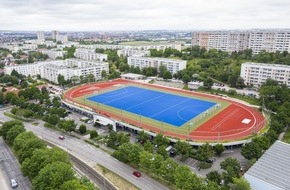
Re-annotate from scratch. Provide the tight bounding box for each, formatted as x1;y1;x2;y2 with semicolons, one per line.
1;0;290;31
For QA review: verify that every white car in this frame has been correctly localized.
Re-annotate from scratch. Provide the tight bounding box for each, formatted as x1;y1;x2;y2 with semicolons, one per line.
11;179;18;188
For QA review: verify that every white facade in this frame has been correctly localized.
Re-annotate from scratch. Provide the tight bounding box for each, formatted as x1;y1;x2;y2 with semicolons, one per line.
192;29;290;54
240;62;290;87
128;57;186;74
37;31;45;41
56;34;68;43
41;50;66;60
4;59;109;84
74;48;108;61
117;49;150;57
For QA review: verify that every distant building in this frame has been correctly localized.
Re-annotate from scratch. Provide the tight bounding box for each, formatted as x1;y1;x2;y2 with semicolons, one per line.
76;44;182;51
4;59;109;84
192;29;290;54
245;141;290;190
52;30;59;40
74;48;108;61
240;62;290;87
37;31;45;41
120;73;144;80
41;50;66;60
128;57;186;74
56;34;68;43
117;49;150;57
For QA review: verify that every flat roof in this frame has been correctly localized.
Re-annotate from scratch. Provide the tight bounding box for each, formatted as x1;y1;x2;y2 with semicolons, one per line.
245;141;290;189
121;73;144;78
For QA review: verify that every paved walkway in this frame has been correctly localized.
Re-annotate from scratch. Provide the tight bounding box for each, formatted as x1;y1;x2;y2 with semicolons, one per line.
0;169;9;190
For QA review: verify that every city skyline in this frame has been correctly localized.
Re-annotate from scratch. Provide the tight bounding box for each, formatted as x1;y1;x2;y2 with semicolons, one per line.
1;0;290;31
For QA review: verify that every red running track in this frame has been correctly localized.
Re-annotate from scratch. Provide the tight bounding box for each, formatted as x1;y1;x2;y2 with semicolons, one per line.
64;79;265;142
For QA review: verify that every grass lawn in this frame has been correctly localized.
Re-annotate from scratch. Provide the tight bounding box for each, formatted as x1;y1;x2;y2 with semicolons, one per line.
94;164;140;190
282;128;290;143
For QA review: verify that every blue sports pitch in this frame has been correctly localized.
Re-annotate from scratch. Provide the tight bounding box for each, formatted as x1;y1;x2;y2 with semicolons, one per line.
87;86;216;127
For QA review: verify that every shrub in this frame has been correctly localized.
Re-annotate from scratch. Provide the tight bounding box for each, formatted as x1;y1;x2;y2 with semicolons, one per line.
198;161;212;169
90;130;98;139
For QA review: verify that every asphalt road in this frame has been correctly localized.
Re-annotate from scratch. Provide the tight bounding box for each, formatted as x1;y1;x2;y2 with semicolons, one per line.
0;137;31;190
0;111;169;190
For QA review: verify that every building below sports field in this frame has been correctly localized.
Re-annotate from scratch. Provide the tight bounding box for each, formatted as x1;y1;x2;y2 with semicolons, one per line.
240;62;290;87
245;141;290;190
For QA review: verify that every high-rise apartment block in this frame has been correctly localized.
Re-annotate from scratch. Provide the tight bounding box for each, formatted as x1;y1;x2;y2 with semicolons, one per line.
192;29;290;54
240;62;290;87
128;57;186;75
52;30;59;40
37;31;45;41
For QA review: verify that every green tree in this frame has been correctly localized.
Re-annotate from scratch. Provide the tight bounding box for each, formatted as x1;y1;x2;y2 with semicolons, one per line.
79;124;87;134
156;145;169;159
32;161;75;190
21;147;70;179
101;70;107;80
182;74;191;84
203;77;213;89
231;177;251;190
159;158;178;183
163;71;172;81
214;144;225;157
206;170;222;185
143;141;154;153
136;130;150;144
153;133;170;147
196;143;214;161
150;154;164;176
139;151;154;169
159;65;167;77
58;120;76;134
175;140;192;161
1;120;24;140
113;143;142;165
220;157;241;183
5;125;26;146
90;130;98;139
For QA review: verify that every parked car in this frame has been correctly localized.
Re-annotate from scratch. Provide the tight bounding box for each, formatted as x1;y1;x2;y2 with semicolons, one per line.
133;171;141;178
10;179;18;188
59;136;65;140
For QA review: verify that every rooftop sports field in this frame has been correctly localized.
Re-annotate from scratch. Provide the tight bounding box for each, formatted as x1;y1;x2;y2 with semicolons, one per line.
87;86;216;127
64;79;266;142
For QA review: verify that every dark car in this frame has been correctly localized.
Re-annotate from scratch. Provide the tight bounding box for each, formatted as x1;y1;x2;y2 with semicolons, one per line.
59;136;65;140
169;149;177;157
133;171;141;178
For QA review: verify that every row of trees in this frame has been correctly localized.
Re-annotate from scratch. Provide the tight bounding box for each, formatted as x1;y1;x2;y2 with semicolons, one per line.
112;140;249;190
0;120;98;190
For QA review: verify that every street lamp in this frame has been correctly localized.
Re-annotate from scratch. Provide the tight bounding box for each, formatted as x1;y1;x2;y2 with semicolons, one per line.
188;122;193;142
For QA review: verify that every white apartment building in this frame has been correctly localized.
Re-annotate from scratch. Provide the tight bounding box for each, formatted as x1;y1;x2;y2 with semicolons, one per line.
128;57;186;74
240;62;290;87
76;44;182;51
41;50;66;60
37;31;45;41
52;30;59;40
56;34;68;43
4;59;109;84
74;48;108;61
117;49;150;57
192;29;290;54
